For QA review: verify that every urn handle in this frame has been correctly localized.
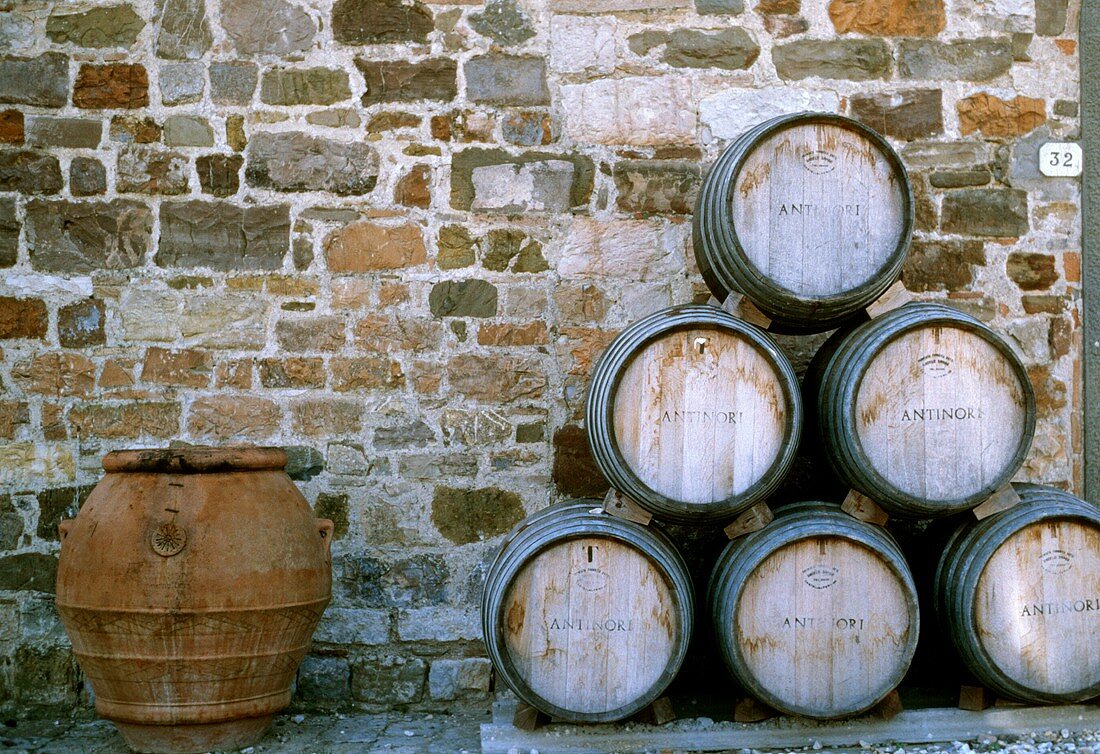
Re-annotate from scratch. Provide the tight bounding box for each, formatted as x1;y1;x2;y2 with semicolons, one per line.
317;519;334;561
58;519;73;542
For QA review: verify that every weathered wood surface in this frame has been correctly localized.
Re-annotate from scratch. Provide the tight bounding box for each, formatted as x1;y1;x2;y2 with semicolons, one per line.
482;699;1100;754
587;305;801;524
974;519;1100;697
935;484;1100;704
814;303;1035;517
855;325;1027;503
734;537;914;717
483;504;693;722
732;122;906;299
710;503;919;720
693;113;912;332
502;538;678;717
612;328;787;506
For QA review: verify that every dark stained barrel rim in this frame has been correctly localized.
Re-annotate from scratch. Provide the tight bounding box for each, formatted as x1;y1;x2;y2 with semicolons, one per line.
481;502;694;723
585;304;803;524
818;302;1036;517
934;484;1100;704
693;112;914;333
103;447;288;473
708;502;920;720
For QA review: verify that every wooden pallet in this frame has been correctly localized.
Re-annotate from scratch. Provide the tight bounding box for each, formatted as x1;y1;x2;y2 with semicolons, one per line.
481;698;1100;754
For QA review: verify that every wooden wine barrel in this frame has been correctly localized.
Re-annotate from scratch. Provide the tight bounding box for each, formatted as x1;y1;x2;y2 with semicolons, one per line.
586;304;802;524
481;503;693;722
693;112;913;332
811;302;1035;518
935;484;1100;704
709;502;919;719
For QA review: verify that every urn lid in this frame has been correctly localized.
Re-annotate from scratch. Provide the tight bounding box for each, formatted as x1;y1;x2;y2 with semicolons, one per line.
103;446;288;473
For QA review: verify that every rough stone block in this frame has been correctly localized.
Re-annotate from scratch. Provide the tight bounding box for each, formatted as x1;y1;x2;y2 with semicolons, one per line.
0;109;23;144
220;0;315;55
159;62;205;105
465;55;549;106
188;395;280;439
260;68;352;106
898;39;1013;81
73;63;149;109
450;148;594;212
357;59;458;106
428;280;498;317
0;297;48;340
210;61;258;105
941;189;1028;237
331;356;404;391
116;145;188;194
180;293;269;348
13;352;97;397
0;199;18;267
276;316;346;352
324;221;426;272
614;160;701;215
901;239;986;292
163;115;214;147
0;553;58;592
245;132;379;195
772;39;891;80
828;0;945;36
1007;252;1058;291
47;5;145;47
848;89;943;139
552;424;612;497
332;0;433;44
154;0;212;59
69;402;181;439
957;93;1045;137
70;157;108;196
58;299;106;347
558;218;682;281
297;655;350;700
396;607;480;642
700;86;840;141
351;655;426;705
431;486;523;544
141;347;213;388
630;28;759;70
446;353;546;402
0;53;69;107
158;201;289;271
110;114;162;144
195;154;243;197
0;151;63;195
470;0;534;46
26;199;152;272
559;77;697;146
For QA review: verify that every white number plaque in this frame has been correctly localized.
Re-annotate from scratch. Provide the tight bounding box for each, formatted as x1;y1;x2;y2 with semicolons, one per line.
1039;142;1083;177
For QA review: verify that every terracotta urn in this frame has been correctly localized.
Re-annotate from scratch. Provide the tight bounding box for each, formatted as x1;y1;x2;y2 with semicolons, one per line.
56;447;333;754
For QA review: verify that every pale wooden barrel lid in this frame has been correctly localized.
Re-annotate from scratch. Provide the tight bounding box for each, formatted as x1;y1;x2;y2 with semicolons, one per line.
854;323;1028;502
732;119;908;299
975;518;1100;696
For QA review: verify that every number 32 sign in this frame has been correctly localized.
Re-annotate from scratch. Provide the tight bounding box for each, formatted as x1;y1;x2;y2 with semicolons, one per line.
1039;142;1083;177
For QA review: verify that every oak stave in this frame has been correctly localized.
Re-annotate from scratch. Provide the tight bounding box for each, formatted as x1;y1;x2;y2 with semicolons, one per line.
709;501;920;720
586;304;802;525
482;503;694;722
809;302;1036;518
935;484;1100;704
693;112;914;333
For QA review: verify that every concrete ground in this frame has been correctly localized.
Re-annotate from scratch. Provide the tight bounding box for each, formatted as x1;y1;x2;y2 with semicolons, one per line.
2;708;1097;754
1;710;487;754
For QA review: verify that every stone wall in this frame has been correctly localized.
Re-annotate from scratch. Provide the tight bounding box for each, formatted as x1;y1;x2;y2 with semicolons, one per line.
0;0;1082;711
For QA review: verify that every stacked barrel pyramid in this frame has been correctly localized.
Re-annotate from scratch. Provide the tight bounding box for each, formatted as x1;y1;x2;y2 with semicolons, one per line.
482;113;1100;723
